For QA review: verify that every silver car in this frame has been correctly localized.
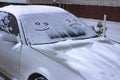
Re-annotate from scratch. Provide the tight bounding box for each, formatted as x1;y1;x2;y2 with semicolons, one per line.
0;5;120;80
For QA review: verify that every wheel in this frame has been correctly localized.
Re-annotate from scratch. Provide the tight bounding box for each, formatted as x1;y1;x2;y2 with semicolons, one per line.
28;73;47;80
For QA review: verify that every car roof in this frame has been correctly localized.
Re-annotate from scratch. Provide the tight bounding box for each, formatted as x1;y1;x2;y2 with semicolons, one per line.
0;5;66;18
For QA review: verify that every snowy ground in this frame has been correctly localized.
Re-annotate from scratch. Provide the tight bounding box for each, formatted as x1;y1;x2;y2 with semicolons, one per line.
0;77;4;80
0;18;120;80
80;18;120;43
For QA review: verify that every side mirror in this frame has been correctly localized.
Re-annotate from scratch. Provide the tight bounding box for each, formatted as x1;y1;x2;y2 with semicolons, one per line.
1;32;18;43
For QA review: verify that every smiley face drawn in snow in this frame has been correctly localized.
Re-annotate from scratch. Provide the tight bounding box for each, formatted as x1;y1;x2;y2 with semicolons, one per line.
34;21;50;31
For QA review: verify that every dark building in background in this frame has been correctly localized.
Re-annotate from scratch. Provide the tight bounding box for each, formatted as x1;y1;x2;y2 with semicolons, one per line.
0;0;120;22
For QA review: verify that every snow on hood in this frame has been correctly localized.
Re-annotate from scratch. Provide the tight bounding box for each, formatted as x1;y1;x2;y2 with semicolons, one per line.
31;37;120;80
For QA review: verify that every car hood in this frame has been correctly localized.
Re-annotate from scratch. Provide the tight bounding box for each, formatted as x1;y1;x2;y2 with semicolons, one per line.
31;37;120;80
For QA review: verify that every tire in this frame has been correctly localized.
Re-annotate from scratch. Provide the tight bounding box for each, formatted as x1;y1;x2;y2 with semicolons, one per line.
28;73;47;80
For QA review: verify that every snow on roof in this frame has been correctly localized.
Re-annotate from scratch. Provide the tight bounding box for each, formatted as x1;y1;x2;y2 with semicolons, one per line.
0;5;66;17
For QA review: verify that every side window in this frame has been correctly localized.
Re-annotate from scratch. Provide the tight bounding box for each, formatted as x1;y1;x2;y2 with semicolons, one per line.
0;11;19;36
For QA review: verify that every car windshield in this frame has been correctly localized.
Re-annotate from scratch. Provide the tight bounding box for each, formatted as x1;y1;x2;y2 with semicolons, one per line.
21;12;96;45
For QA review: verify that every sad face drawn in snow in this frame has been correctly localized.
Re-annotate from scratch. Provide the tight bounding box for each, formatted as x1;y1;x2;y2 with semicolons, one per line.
66;18;82;27
65;18;85;36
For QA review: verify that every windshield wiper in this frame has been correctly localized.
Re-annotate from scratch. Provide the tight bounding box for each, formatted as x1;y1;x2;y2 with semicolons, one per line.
72;35;98;40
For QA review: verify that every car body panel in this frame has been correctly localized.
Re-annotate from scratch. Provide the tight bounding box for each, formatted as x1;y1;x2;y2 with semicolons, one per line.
31;37;120;80
0;41;22;79
20;45;85;80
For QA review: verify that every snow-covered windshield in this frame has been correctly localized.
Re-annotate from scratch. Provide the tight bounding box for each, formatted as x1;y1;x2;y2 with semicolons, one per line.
21;12;96;45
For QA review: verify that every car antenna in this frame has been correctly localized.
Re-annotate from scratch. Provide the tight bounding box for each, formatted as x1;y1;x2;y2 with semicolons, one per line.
103;14;107;37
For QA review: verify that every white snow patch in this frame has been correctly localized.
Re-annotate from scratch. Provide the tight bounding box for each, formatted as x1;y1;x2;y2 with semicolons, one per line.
80;18;120;43
0;77;4;80
55;40;120;80
38;67;50;78
32;36;120;80
0;5;66;18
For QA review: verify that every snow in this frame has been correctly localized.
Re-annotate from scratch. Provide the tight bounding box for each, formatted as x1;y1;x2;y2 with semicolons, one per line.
31;18;120;80
80;18;120;43
0;5;66;18
38;67;50;78
32;36;120;80
20;12;96;45
0;77;4;80
0;12;120;79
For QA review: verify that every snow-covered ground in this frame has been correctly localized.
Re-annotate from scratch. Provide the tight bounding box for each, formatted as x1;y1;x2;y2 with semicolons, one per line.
0;77;3;80
80;18;120;43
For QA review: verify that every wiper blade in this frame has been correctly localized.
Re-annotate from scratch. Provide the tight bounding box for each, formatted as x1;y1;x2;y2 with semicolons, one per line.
72;35;98;40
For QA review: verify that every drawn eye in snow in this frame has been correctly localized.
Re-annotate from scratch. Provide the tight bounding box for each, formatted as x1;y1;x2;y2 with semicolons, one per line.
73;19;77;22
35;22;41;26
35;22;50;31
43;22;49;26
66;19;71;23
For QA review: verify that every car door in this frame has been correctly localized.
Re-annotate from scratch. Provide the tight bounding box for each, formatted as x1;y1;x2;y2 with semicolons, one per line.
0;11;21;79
